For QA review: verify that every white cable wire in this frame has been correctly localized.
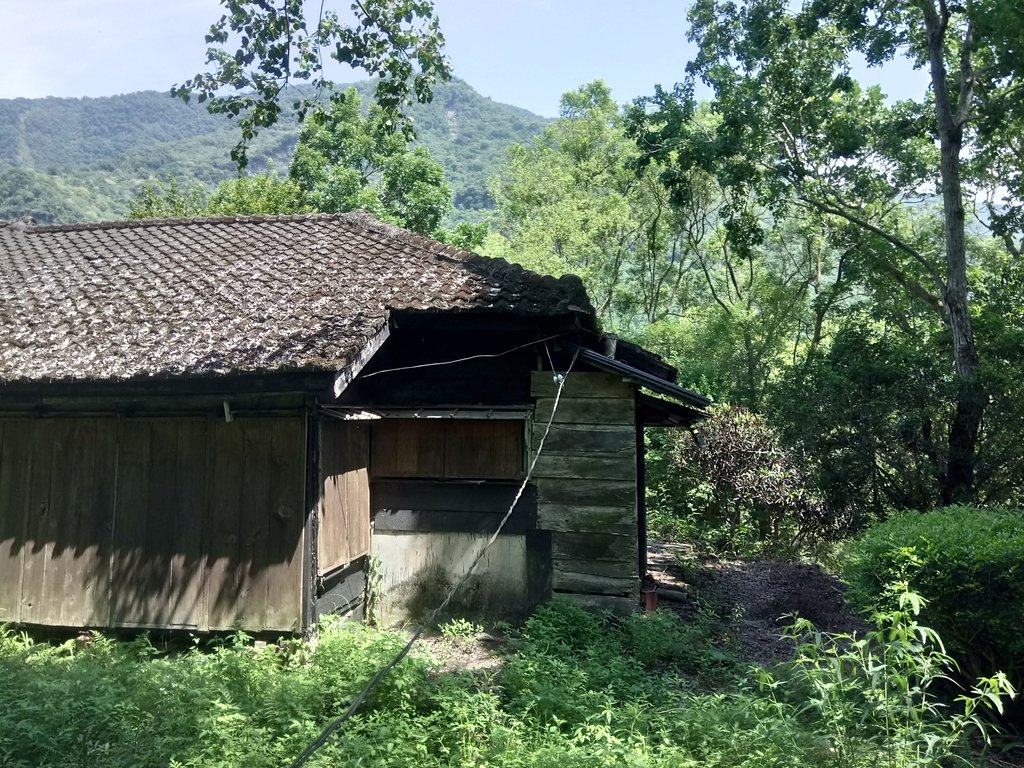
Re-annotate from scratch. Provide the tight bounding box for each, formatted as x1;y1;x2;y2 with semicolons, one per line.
289;348;579;768
357;332;568;380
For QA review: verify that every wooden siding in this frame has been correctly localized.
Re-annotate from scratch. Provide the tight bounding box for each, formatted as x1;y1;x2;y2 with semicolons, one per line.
531;372;640;610
316;557;367;619
444;420;523;479
319;420;371;575
370;420;523;479
371;480;537;535
0;416;306;632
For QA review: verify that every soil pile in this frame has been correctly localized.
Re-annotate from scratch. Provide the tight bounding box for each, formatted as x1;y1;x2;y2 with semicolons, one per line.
648;542;867;665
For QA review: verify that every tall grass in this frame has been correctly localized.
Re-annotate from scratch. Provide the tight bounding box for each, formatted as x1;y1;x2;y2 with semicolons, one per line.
0;599;1009;767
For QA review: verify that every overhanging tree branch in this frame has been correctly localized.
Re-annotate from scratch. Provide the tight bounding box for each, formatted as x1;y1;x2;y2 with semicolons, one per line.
798;193;946;291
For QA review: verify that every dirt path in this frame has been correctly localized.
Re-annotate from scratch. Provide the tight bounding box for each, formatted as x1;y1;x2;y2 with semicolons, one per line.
422;544;868;670
648;542;867;665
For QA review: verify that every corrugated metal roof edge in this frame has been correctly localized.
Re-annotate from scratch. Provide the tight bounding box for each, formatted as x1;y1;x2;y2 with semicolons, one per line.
576;347;712;410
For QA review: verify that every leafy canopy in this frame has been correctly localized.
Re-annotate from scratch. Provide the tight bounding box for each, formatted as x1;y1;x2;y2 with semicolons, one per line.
629;0;1024;504
130;89;479;245
288;88;452;235
172;0;451;168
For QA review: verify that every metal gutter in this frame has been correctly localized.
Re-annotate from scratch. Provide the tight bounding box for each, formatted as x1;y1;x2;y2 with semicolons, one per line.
575;347;712;409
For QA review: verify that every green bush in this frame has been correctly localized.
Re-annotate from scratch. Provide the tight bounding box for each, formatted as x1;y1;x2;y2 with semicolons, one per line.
841;505;1024;690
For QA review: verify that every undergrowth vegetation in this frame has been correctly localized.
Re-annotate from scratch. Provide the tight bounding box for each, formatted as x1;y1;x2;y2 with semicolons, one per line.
841;505;1024;723
0;598;1011;767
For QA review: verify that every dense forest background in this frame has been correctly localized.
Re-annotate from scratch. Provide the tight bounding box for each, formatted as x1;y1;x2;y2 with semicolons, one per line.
3;0;1024;547
2;0;1024;756
0;79;547;225
3;69;1022;550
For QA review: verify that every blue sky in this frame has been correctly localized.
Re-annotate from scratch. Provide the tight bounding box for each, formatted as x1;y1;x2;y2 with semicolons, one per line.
0;0;926;115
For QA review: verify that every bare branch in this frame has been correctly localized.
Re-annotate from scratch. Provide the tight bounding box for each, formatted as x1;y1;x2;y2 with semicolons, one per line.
955;18;976;129
798;193;946;290
696;249;734;317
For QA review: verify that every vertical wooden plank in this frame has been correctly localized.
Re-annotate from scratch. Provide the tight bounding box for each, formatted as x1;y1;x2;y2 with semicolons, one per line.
39;420;79;626
370;420;444;478
264;417;306;631
85;419;118;625
320;420;371;573
444;421;523;479
143;419;181;627
20;419;57;624
109;419;151;626
205;418;244;630
53;419;98;626
0;421;32;624
235;419;273;629
342;423;371;563
169;418;207;628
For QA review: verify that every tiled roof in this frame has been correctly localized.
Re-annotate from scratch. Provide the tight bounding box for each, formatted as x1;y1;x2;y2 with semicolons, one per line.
0;212;593;383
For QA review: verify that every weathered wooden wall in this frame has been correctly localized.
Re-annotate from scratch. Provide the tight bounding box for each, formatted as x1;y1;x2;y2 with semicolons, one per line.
319;420;371;575
368;479;543;623
0;415;307;632
531;372;639;614
370;420;523;480
363;418;537;623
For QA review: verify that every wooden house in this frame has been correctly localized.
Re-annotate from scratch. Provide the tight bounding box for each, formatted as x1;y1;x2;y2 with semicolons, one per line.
0;212;707;633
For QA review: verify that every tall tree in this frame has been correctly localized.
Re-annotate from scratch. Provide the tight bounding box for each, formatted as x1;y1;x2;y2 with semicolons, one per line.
288;89;453;234
131;90;461;240
491;82;846;406
172;0;450;168
629;0;1024;503
489;81;708;328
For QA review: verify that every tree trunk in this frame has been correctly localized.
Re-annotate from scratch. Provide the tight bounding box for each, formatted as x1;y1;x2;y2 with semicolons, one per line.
921;2;983;504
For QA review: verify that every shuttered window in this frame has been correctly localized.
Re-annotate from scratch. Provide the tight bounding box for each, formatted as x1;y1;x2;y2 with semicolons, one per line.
370;419;523;479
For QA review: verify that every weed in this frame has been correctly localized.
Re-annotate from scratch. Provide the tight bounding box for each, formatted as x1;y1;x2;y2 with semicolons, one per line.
0;597;1011;767
439;618;484;642
757;590;1016;767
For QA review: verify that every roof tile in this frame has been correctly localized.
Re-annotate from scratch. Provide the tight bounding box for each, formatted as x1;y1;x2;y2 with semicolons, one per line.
0;212;593;383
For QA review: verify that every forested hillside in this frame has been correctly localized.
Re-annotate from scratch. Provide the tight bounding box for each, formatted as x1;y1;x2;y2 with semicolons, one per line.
0;79;547;224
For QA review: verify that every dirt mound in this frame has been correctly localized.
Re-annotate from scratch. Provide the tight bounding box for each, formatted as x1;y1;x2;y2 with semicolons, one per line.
648;543;868;666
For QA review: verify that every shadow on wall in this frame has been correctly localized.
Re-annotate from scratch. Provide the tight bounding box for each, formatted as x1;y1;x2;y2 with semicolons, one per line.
371;529;550;626
0;415;307;632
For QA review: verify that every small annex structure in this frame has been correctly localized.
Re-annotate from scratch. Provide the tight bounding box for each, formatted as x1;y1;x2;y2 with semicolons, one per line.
0;212;708;633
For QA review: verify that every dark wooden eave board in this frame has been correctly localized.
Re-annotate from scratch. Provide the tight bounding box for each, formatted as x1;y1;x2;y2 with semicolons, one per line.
372;480;537;534
388;309;591;335
637;393;707;427
0;371;337;400
575;348;711;410
332;323;391;399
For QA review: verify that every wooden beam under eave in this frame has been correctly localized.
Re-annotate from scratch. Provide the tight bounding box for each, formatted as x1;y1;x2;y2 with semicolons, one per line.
331;322;391;399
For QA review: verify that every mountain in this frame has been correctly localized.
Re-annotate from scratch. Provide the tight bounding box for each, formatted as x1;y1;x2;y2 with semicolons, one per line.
0;79;549;224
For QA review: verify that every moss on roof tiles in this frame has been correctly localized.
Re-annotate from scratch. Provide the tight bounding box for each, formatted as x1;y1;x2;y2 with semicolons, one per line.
0;212;593;384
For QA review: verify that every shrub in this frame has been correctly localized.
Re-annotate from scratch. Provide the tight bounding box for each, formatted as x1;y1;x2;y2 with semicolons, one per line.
646;407;830;557
840;506;1024;698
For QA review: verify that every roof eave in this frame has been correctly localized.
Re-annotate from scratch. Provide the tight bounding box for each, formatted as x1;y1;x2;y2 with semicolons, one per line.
575;347;711;411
